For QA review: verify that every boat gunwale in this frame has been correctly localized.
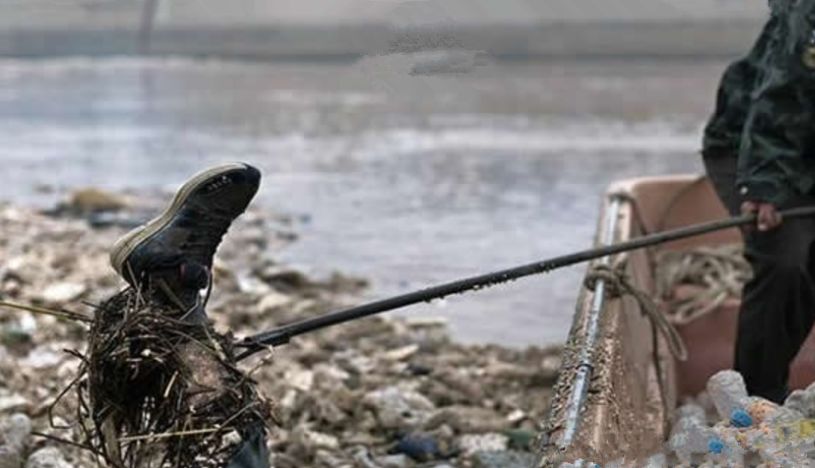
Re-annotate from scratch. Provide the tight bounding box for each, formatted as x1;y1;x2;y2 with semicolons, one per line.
538;174;706;466
559;195;623;448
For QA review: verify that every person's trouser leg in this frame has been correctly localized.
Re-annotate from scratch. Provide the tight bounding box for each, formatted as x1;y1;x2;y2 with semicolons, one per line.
735;207;815;403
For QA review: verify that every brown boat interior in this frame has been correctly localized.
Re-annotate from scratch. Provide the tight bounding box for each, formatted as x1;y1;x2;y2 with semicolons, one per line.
538;175;815;466
636;176;815;397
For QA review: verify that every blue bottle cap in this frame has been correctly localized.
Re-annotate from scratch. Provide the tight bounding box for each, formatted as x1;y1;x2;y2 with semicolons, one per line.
708;437;725;454
730;408;753;428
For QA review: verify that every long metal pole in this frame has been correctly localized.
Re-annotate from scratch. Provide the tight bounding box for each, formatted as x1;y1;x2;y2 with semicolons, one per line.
235;205;815;360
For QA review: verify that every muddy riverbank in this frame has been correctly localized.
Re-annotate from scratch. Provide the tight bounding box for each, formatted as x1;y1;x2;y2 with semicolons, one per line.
0;193;561;467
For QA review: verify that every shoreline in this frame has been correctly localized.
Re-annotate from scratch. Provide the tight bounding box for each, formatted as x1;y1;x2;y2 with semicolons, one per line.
0;21;762;60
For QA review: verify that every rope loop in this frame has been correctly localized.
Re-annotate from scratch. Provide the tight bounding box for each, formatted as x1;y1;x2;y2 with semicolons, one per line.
584;263;627;297
584;260;688;361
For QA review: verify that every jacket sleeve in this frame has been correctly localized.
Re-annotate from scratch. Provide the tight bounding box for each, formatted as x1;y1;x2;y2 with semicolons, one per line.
736;5;815;207
736;78;813;206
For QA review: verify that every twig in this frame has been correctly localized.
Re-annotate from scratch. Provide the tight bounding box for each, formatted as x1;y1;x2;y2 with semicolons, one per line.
119;427;232;443
245;346;276;379
0;300;92;323
163;371;179;399
211;403;256;437
31;431;107;458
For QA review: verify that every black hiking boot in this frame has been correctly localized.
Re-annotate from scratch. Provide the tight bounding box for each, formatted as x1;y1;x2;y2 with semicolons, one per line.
109;163;261;316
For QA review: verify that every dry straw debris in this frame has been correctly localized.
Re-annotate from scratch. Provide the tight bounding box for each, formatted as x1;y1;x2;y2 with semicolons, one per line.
71;287;274;468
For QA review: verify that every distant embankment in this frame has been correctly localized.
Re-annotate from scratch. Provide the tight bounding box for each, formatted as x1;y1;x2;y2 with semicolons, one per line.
0;22;763;60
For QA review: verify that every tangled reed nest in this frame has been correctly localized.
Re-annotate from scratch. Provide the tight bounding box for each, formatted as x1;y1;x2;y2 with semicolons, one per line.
60;287;274;468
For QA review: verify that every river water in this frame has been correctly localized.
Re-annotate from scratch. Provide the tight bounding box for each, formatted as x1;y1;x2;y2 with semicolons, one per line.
0;57;727;346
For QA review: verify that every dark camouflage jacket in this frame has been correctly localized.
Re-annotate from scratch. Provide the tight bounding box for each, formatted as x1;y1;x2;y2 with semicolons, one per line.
703;0;815;206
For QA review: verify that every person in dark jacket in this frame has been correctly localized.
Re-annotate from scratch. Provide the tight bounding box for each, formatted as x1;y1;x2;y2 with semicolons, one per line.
703;0;815;403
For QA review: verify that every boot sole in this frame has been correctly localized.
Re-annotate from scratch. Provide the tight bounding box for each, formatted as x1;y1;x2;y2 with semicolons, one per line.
109;162;251;279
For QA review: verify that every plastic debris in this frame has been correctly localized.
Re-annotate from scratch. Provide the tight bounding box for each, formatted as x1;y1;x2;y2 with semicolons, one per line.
668;404;723;465
707;370;748;420
784;382;815;418
394;434;440;462
662;370;815;467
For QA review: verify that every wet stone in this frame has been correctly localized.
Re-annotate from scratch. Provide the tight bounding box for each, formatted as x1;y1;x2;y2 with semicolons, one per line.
25;447;74;468
37;282;86;305
376;454;410;468
0;446;22;468
0;395;30;415
63;188;128;214
503;429;536;451
0;413;31;449
471;450;538;468
394;433;440;462
457;433;509;456
363;386;435;430
0;413;30;468
427;406;508;433
313;449;350;468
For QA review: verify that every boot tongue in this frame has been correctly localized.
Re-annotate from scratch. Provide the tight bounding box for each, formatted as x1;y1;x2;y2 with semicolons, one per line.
179;261;210;290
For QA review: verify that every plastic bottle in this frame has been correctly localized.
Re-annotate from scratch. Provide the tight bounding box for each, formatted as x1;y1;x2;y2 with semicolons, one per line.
668;412;716;464
707;432;745;467
763;405;804;426
706;371;794;429
675;402;707;424
642;453;667;468
669;403;749;467
784;381;815;418
707;370;749;420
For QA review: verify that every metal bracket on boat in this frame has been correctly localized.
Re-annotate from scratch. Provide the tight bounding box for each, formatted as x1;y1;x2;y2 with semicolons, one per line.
558;194;624;450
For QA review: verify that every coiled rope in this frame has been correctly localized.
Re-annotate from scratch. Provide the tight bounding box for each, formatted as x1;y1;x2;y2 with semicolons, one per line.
655;244;750;325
